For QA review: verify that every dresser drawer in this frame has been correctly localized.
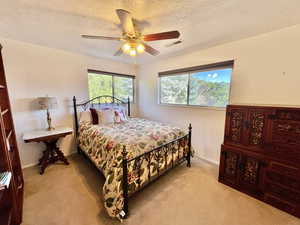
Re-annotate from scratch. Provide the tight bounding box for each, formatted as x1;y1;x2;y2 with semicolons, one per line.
265;181;300;204
268;161;299;177
265;194;297;214
265;170;300;190
269;119;300;148
266;145;300;164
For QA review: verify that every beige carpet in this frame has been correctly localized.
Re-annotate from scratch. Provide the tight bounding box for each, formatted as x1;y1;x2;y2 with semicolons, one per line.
22;155;300;225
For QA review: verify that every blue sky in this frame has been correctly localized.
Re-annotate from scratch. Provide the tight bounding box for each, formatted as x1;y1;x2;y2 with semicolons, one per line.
192;68;232;83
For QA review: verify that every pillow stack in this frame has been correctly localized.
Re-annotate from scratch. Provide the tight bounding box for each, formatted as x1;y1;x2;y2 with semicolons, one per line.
88;108;128;125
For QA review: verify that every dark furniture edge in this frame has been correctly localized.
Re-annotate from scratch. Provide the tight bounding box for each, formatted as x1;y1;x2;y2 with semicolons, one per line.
228;104;300;110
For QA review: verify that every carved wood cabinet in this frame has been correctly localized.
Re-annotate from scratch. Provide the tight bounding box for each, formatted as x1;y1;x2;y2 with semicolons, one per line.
219;105;300;218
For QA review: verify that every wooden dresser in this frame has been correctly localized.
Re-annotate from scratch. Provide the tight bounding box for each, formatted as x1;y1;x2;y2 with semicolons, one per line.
219;104;300;218
0;44;24;225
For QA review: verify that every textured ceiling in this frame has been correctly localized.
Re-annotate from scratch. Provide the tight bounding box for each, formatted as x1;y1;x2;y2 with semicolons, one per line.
1;0;300;64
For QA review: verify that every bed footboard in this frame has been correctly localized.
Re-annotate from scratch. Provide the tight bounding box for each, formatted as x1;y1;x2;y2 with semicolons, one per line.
121;124;192;218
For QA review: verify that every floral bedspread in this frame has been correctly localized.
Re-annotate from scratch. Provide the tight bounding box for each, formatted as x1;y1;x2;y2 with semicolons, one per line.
78;118;189;219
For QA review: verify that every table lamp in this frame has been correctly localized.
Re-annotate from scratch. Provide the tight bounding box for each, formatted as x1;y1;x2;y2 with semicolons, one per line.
37;96;57;130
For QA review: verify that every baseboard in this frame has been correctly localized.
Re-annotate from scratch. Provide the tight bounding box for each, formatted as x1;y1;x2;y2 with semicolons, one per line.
22;162;39;169
22;150;77;169
194;155;219;166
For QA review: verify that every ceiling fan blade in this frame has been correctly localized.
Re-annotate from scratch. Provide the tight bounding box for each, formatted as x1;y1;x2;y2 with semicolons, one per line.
81;35;120;41
114;48;123;56
116;9;136;36
143;31;180;42
143;43;160;56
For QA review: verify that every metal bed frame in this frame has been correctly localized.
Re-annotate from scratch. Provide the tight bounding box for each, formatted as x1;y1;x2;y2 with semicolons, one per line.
73;95;192;219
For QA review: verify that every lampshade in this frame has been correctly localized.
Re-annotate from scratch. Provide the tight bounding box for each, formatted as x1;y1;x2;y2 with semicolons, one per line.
37;97;57;110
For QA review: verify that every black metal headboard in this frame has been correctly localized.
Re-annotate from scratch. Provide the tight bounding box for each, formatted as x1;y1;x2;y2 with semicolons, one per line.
72;95;130;135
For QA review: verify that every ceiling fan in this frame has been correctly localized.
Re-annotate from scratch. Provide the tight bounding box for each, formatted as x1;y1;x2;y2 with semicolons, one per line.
81;9;181;57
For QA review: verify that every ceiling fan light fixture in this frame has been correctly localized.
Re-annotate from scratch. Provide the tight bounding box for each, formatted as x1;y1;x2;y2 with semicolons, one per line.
136;43;145;53
82;9;180;57
129;48;137;56
122;42;131;53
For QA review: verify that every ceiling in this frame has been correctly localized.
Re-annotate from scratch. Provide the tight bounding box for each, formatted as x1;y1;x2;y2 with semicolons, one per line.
1;0;300;64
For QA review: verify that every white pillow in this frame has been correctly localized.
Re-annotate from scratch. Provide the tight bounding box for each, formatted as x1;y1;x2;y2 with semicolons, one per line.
98;109;115;124
79;111;92;123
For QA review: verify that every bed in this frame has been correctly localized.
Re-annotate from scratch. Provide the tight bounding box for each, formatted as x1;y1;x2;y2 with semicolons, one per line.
73;95;192;220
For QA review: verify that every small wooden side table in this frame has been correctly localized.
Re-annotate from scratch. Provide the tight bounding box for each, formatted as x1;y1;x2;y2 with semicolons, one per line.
23;127;73;174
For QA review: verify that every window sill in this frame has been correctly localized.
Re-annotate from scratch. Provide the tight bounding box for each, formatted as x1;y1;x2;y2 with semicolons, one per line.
158;103;226;111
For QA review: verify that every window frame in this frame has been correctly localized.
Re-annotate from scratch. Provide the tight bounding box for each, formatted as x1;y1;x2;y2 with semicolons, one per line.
158;60;234;108
87;69;135;103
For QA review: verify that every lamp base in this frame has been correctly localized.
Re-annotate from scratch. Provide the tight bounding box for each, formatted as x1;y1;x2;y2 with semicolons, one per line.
46;109;55;131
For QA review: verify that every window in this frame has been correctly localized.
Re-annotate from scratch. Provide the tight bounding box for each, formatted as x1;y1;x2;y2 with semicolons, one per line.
159;61;233;107
88;70;134;102
160;74;188;105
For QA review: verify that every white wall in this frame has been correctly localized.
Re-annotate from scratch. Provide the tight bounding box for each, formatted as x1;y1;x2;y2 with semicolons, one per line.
0;38;136;168
137;24;300;164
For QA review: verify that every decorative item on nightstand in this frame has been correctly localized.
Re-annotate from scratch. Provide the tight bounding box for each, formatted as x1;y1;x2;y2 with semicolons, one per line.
38;96;57;131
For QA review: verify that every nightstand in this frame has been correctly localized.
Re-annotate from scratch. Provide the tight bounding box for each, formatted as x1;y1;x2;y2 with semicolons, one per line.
23;127;73;174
